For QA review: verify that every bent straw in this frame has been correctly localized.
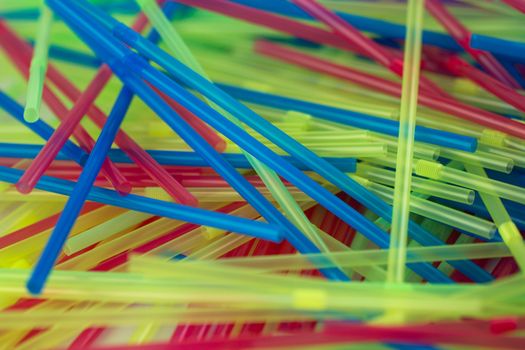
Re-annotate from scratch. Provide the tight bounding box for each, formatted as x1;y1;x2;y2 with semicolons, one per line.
290;0;446;98
53;0;353;282
106;22;492;282
139;0;356;259
0;91;87;165
254;40;525;141
0;21;130;194
23;4;52;123
464;163;525;271
425;0;520;88
415;160;525;205
386;0;424;283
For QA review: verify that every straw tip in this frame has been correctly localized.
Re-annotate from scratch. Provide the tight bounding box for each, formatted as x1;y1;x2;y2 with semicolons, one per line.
415;160;442;179
26;278;43;296
15;182;33;195
23;108;39;123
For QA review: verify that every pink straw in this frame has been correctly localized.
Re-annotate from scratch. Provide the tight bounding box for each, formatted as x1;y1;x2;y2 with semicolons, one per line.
0;21;131;194
503;0;525;13
426;0;521;89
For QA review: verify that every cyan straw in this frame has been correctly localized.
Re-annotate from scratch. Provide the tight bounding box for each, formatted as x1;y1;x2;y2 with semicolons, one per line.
48;0;350;283
0;90;87;165
0;143;357;172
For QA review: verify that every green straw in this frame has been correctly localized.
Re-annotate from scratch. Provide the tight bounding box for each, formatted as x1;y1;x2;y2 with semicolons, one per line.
23;4;53;123
387;0;424;283
463;163;525;271
136;0;335;258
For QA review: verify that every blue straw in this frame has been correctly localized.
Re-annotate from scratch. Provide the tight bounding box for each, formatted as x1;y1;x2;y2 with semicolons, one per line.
471;34;525;65
27;85;134;294
63;0;467;284
214;83;477;152
230;0;461;51
49;0;351;283
0;143;357;172
109;20;489;280
0;90;87;165
0;165;282;250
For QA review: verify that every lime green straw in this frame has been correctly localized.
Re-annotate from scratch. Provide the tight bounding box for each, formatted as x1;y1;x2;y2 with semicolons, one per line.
387;0;424;283
24;4;53;123
415;160;525;205
136;0;335;257
464;163;525;271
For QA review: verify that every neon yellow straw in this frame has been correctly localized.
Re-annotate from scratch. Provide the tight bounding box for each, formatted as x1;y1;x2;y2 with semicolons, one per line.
137;0;336;258
64;211;152;255
24;4;53;123
207;242;509;272
388;0;424;283
415;160;525;205
464;163;525;271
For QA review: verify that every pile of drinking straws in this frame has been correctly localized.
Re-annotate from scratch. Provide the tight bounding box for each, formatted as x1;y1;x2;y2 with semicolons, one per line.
0;0;525;348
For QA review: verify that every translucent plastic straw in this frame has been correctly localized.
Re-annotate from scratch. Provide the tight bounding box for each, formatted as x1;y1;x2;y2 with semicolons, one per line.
464;164;525;271
387;0;424;283
425;0;520;88
136;0;335;258
415;160;525;205
64;0;489;283
290;0;446;98
208;242;509;272
23;4;52;123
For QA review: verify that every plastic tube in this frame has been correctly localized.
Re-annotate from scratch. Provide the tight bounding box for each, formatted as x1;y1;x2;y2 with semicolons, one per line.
464;164;525;271
415;160;525;205
137;0;335;259
503;0;525;13
387;0;424;283
0;91;87;165
0;166;282;249
64;211;152;255
23;5;52;123
471;34;525;65
425;0;520;88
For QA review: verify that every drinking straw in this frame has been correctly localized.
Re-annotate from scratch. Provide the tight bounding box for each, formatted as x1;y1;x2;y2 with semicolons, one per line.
415;160;525;205
355;163;475;205
0;22;131;195
137;0;338;259
23;4;52;123
445;55;525;114
358;177;496;240
471;34;525;65
214;83;477;152
0;91;87;165
425;0;520;88
254;41;525;141
290;0;446;99
211;242;510;272
386;0;424;284
64;211;151;255
464;164;525;271
0;143;357;172
49;0;356;284
104;12;494;282
0;165;282;247
502;0;525;14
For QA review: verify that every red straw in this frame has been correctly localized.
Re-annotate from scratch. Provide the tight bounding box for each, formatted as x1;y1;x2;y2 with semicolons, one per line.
426;0;520;89
446;55;525;114
0;21;131;194
290;0;448;98
503;0;525;13
255;40;525;140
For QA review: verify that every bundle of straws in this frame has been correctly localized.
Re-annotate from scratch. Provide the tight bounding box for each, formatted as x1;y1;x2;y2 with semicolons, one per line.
0;0;525;348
